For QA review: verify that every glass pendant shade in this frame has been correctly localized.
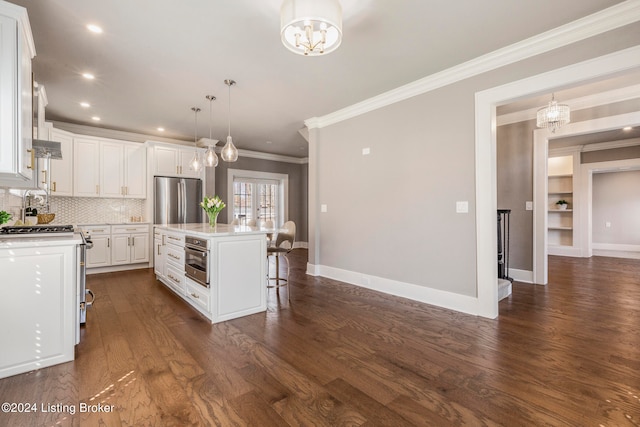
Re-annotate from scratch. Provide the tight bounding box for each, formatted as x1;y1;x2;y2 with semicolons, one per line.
221;136;238;162
536;95;570;132
281;0;342;56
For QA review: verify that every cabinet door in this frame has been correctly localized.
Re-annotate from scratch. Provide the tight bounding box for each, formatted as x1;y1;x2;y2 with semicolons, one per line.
86;235;111;268
48;129;73;196
154;236;165;278
100;142;124;197
154;146;179;176
110;234;130;265
178;148;201;178
131;233;149;263
124;144;146;198
0;15;34;185
73;138;100;197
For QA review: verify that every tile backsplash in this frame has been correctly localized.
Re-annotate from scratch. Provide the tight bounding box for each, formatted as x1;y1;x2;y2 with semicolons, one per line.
0;190;145;225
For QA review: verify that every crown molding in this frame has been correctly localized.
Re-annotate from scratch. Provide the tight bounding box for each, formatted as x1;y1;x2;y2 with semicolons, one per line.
497;84;640;126
306;1;640;130
235;149;308;164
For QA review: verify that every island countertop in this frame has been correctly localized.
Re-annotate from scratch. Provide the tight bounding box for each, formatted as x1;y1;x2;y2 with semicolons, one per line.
155;223;270;238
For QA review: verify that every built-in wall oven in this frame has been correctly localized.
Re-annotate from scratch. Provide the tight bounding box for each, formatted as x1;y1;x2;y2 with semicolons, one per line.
184;236;210;287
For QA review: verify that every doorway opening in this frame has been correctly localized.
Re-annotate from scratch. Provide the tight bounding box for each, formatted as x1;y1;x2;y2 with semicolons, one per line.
226;169;289;227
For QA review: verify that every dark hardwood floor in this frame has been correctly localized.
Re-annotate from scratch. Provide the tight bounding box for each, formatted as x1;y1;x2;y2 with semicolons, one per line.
1;251;639;426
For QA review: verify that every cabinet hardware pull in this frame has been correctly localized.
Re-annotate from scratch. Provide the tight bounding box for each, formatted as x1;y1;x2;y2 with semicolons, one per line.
168;253;179;260
190;293;200;299
27;149;35;169
96;185;100;194
162;235;166;245
41;170;47;185
107;238;110;248
52;181;57;192
157;244;161;255
126;228;137;231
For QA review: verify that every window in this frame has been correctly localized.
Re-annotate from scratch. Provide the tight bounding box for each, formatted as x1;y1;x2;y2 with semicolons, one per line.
227;169;288;227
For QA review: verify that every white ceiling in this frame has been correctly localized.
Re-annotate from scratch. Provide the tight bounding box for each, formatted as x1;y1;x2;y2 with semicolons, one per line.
8;0;629;157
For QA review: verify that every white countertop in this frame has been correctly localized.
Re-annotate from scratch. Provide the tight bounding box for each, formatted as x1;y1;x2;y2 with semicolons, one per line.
155;223;270;238
0;233;83;249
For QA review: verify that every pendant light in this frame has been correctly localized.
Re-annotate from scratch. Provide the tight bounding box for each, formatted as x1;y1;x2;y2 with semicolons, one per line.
536;93;570;133
190;107;203;172
204;95;219;167
221;79;239;162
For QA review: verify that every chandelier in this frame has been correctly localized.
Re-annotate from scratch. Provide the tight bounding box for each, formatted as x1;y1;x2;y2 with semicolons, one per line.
280;0;342;56
536;94;570;132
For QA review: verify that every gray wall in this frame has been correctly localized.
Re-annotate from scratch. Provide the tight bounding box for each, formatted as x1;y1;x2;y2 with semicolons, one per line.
214;156;308;242
497;122;534;271
312;22;640;298
592;170;640;245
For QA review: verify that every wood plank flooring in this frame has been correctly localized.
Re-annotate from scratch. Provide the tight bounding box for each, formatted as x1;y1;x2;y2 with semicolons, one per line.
1;252;639;426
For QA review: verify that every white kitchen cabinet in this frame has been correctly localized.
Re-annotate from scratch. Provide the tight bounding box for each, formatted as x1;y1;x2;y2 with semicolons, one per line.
73;138;101;197
152;143;204;178
111;224;149;265
84;225;111;268
100;142;146;198
47;127;74;196
0;242;77;379
153;228;166;279
0;3;36;187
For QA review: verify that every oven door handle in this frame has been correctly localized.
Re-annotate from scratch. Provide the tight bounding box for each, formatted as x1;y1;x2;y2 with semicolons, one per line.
185;244;208;255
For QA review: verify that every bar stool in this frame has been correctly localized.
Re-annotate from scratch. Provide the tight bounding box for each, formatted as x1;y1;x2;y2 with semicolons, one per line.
267;221;295;300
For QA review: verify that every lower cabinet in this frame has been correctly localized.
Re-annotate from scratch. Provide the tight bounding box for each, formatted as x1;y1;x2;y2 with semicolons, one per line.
84;224;150;271
0;243;77;379
111;225;149;265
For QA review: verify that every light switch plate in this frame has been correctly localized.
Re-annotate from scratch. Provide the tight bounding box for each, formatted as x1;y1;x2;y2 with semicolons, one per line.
456;201;469;213
362;147;370;155
526;201;533;211
321;204;328;213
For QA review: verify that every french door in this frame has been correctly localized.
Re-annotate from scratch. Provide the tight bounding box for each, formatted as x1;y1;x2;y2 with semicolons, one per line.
227;169;289;226
233;179;279;225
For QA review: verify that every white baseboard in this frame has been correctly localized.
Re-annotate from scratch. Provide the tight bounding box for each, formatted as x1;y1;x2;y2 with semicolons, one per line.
548;245;583;257
509;268;534;284
592;243;640;259
87;263;151;275
308;263;480;316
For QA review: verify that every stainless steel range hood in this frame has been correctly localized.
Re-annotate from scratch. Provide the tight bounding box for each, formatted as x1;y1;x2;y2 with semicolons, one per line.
32;139;62;159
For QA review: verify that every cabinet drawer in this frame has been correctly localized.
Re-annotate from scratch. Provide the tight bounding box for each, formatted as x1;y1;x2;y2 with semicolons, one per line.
166;246;184;266
112;224;149;234
165;232;185;247
165;265;185;294
83;225;111;235
186;279;210;312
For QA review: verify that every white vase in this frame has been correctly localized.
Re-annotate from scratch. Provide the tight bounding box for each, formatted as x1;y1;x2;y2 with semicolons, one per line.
558;204;568;210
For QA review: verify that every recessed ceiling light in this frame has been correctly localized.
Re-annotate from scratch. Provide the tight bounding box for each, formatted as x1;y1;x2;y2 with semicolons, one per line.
157;127;165;132
82;73;95;80
86;24;103;34
80;102;90;108
91;116;100;121
623;126;632;131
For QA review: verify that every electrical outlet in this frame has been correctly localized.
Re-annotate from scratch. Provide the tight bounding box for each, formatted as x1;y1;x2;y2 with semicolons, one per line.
456;201;469;213
321;204;328;213
605;221;611;228
525;201;533;211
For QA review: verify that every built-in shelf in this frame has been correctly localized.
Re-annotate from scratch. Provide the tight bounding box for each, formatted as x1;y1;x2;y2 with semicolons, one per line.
548;155;576;251
549;209;573;212
549;226;573;231
548;191;573;195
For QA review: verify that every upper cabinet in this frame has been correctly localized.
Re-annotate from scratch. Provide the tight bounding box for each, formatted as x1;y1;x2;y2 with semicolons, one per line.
74;136;147;198
0;2;36;187
46;127;74;196
151;142;204;179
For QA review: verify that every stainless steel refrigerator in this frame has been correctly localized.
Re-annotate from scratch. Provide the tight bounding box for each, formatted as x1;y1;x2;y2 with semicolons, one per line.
154;176;203;224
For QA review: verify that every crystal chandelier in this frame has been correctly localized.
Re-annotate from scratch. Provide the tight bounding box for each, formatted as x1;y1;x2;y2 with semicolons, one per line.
221;79;239;162
536;94;570;133
189;107;202;172
204;95;219;167
280;0;342;56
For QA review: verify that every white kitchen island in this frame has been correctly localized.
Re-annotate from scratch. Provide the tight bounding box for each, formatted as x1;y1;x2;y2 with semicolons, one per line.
154;223;268;323
0;234;82;379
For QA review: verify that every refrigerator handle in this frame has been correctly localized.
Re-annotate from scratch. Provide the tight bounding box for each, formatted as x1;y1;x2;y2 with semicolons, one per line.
178;180;184;223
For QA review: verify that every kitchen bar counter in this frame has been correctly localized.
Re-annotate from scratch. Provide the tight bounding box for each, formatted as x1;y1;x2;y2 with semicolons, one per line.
153;223;267;323
155;223;269;237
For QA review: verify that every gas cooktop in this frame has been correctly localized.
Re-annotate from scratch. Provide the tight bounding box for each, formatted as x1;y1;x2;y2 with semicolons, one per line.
0;224;75;236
